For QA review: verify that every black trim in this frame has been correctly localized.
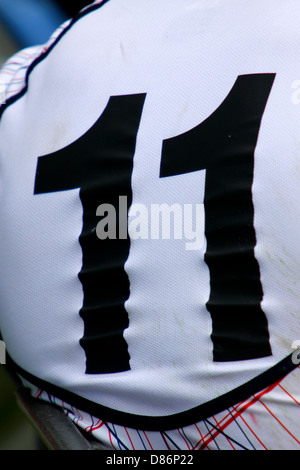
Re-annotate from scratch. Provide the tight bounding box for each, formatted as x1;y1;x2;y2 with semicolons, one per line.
53;1;94;19
5;352;297;431
0;0;111;120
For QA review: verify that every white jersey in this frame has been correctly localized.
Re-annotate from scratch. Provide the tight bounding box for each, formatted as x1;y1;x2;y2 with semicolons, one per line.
0;0;300;431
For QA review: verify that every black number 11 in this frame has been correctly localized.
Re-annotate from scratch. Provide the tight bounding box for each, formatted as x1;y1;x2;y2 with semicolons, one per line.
35;73;275;373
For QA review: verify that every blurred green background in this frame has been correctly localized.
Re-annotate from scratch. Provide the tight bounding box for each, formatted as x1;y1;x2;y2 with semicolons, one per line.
0;366;42;450
0;16;18;66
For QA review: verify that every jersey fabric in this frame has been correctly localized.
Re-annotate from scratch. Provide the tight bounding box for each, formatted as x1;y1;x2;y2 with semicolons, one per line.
26;367;300;450
1;0;300;441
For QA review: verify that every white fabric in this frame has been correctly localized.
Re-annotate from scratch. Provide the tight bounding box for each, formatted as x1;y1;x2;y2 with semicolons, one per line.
0;0;300;424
